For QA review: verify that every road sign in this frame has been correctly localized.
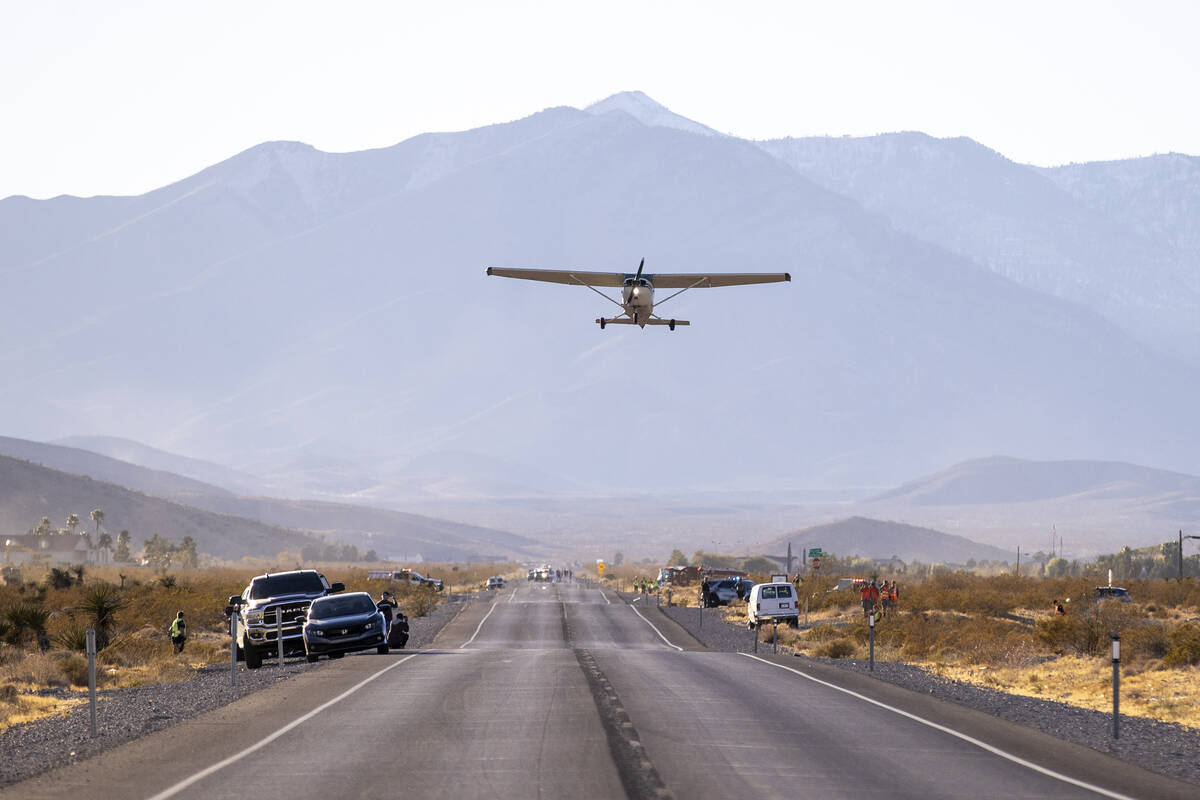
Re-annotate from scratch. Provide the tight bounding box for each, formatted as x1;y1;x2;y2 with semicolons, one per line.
811;557;821;571
808;548;822;558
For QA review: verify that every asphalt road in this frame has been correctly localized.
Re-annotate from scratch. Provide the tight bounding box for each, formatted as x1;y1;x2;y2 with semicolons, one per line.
7;582;1195;799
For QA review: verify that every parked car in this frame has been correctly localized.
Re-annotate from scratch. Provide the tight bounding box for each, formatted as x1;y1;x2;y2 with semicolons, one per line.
1095;586;1132;603
303;592;389;661
747;582;799;628
702;579;741;607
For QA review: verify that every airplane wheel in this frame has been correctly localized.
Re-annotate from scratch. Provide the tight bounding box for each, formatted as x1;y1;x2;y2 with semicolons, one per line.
669;319;676;331
600;319;606;329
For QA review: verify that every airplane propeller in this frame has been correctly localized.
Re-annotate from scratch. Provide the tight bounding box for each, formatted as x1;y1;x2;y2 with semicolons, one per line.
630;258;645;303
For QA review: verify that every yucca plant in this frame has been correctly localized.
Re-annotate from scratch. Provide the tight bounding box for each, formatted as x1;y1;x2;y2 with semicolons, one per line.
7;602;51;651
44;568;74;590
78;583;124;650
55;621;90;653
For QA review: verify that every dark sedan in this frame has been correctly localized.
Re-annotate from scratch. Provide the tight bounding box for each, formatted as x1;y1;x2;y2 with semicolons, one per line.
303;592;389;661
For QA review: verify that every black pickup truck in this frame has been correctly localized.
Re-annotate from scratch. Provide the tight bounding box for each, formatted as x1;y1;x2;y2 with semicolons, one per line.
225;570;344;669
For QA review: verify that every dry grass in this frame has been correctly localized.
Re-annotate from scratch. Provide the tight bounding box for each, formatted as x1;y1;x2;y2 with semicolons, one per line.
926;658;1200;727
0;687;83;732
767;574;1200;727
0;561;518;728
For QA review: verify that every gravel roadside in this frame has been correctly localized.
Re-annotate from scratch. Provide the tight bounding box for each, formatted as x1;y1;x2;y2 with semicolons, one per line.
656;599;1200;786
0;597;471;788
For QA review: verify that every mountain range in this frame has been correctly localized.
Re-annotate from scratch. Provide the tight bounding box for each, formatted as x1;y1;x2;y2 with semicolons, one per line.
2;91;1198;503
0;437;539;562
755;517;1012;566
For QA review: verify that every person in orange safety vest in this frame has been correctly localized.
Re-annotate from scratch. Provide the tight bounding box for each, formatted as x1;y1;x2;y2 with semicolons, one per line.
860;581;880;618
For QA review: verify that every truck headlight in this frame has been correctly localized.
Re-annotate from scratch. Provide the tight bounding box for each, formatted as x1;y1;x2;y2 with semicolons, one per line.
245;610;264;624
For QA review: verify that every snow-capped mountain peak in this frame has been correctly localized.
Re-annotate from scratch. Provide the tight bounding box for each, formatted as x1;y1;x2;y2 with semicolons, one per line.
584;90;719;137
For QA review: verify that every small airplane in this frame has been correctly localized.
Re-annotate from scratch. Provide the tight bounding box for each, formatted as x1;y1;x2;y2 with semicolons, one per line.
486;259;790;329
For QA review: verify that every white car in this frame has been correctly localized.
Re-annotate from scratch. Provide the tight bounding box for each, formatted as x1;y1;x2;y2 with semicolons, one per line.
746;582;799;629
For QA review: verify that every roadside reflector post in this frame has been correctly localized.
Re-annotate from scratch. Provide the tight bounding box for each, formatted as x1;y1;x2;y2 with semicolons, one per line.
230;614;238;686
86;627;97;737
753;621;759;653
773;619;778;654
1111;633;1121;739
276;613;284;666
869;612;875;672
699;600;703;629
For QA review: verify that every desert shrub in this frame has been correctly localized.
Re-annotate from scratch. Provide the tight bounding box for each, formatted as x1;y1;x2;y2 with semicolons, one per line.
1164;624;1200;667
818;638;856;659
58;653;89;687
0;683;16;703
907;573;1018;617
1035;601;1147;657
100;628;171;667
0;651;70;687
1121;622;1171;663
804;624;843;642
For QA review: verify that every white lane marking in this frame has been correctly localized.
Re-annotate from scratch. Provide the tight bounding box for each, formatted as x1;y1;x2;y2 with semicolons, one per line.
599;589;611;604
740;654;1137;800
629;605;683;651
508;587;517;603
460;601;500;649
146;653;420;800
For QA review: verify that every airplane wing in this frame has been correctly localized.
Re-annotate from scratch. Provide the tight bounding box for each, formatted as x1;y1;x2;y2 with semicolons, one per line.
486;267;626;287
647;272;791;288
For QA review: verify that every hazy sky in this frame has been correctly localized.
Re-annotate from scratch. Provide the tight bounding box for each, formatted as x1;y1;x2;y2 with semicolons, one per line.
3;0;1197;199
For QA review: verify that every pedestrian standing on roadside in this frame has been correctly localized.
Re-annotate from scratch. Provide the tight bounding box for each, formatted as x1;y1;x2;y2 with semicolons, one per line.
860;580;879;619
377;591;398;637
169;611;187;653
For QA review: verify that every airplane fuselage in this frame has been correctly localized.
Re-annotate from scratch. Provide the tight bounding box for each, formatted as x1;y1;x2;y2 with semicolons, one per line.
621;277;654;327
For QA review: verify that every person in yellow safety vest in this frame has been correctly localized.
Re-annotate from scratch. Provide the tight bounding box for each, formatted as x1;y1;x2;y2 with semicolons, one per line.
169;611;187;653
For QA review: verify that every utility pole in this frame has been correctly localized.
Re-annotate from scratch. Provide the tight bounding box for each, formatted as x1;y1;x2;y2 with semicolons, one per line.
1015;546;1020;577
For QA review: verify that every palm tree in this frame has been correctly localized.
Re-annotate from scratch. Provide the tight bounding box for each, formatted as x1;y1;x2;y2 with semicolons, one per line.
89;509;104;548
35;516;51;537
115;530;131;562
97;532;113;551
66;513;80;537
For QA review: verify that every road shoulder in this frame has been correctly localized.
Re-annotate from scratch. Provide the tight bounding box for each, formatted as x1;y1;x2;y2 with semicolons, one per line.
745;651;1198;799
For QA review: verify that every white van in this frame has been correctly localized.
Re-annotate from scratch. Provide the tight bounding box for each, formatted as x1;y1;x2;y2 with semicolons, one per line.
747;582;799;628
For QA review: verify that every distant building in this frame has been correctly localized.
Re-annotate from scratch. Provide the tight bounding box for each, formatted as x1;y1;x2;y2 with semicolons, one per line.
3;534;111;566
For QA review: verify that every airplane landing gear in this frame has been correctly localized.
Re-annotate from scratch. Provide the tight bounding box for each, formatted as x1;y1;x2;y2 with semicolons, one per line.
669;319;676;331
599;318;606;329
